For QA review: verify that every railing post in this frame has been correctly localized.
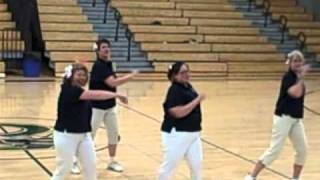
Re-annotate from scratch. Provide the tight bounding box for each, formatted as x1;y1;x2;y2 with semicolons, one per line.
248;0;253;12
103;0;110;24
92;0;96;7
279;15;288;44
297;32;307;51
263;0;271;27
125;28;133;62
114;10;121;42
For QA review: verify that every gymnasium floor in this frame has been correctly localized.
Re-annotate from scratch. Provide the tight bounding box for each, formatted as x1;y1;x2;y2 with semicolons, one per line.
0;79;319;179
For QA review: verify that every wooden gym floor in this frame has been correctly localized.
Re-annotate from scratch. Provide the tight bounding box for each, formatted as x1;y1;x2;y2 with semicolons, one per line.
0;79;319;180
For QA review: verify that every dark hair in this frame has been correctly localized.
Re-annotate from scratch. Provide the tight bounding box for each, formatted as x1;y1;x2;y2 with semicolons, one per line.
63;63;89;85
167;61;187;81
96;39;111;51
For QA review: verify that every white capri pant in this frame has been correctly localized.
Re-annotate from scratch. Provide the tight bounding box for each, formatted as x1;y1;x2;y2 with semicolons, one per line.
259;115;308;166
52;130;97;180
158;128;202;180
91;107;119;145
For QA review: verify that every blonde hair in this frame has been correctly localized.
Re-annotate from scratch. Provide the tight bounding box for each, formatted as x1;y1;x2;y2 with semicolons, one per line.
286;50;304;64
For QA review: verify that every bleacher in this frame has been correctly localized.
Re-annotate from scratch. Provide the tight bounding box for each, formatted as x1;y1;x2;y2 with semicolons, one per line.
110;0;287;76
0;0;24;78
38;0;98;76
1;0;320;78
260;0;320;63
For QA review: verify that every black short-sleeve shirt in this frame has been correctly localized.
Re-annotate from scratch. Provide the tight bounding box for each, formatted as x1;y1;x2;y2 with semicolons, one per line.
54;83;92;133
161;82;202;133
89;59;117;109
274;69;305;118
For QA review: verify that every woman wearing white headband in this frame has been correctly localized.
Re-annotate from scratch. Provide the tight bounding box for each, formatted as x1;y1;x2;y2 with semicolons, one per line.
51;63;128;180
245;50;311;180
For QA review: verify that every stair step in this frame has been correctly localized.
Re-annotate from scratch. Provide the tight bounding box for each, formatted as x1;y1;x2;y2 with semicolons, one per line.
79;0;154;71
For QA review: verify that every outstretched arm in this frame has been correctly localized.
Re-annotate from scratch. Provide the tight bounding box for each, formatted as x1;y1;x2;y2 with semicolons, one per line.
80;90;128;104
105;71;138;88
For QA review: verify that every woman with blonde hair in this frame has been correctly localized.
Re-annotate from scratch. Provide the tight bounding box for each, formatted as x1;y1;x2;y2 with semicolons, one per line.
245;50;311;180
52;63;127;180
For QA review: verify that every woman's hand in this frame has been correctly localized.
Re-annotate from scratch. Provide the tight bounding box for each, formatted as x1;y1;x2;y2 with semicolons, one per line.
299;64;311;78
198;94;206;102
117;94;128;104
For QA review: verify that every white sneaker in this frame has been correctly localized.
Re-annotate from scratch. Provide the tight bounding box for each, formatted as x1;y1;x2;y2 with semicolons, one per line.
107;161;124;172
71;162;81;174
244;174;256;180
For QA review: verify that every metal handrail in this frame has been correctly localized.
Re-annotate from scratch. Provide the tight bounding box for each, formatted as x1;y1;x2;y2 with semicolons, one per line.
279;15;288;43
297;32;307;51
262;0;271;27
103;0;110;24
114;9;122;42
125;28;133;62
248;0;256;12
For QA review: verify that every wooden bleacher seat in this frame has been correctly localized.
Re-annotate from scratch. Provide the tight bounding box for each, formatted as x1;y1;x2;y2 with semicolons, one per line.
190;19;252;27
272;13;313;21
141;43;211;52
170;0;229;3
219;53;285;62
129;25;196;34
290;29;320;36
49;52;95;62
0;3;7;11
306;38;320;45
183;10;243;19
176;3;234;11
287;22;320;29
0;21;14;28
40;14;88;23
38;6;83;14
37;0;78;6
41;23;93;32
122;17;189;25
212;44;277;53
111;1;175;9
308;45;320;53
228;62;287;73
270;6;304;13
197;26;260;35
0;12;11;20
45;42;95;51
147;52;218;61
256;0;297;6
134;33;204;43
42;32;97;41
117;8;182;17
204;35;268;44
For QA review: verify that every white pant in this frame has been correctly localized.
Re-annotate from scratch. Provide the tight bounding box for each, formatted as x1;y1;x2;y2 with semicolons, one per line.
91;107;119;145
159;128;202;180
52;131;97;180
260;115;308;166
